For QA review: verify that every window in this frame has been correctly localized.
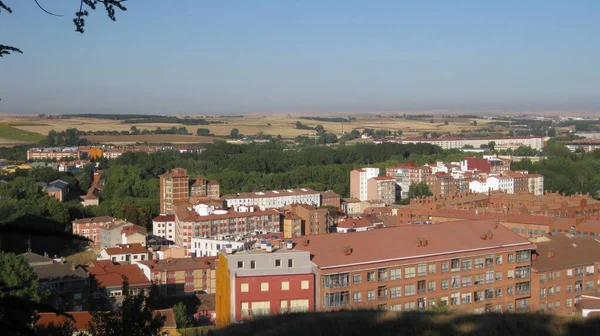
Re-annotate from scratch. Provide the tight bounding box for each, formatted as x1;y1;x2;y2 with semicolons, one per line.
367;271;376;282
390;304;401;311
586;280;594;290
391;286;401;298
496;288;502;298
323;273;349;288
508;253;515;263
282;281;290;291
378;268;388;281
566;299;572;308
288;259;294;267
390;269;401;280
576;266;584;277
428;264;436;274
474;291;484;302
451;259;460;272
404;284;416;296
441;279;449;290
485;255;494;267
241;283;249;292
567;285;572;293
450;292;460;306
323;291;350;308
586;265;595;275
554;271;561;279
462;259;472;271
301;280;309;290
237;261;244;269
404;302;416;311
507;303;514;311
507;270;515;279
353;292;362;303
404;267;416;279
516;281;530;295
428;281;436;292
461;293;472;304
516;250;531;263
378;286;388;300
441;262;449;273
507;286;514;296
495;271;502;281
540;288;546;298
417;280;426;294
485;288;494;300
367;290;376;301
353;274;362;284
485;271;494;284
495;255;503;265
461;276;472;288
251;261;256;269
474;274;484;285
275;259;281;267
451;275;460;289
417;264;427;277
261;282;269;292
515;266;530;279
555;285;561;293
474;258;484;268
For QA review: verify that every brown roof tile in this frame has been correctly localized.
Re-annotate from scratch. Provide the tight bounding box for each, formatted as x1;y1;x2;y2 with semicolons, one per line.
103;243;148;255
35;311;92;330
532;234;600;271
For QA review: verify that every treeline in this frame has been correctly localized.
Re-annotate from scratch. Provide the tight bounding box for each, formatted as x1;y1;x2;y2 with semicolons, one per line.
40;128;88;147
65;113;226;125
556;120;600;132
299;116;356;122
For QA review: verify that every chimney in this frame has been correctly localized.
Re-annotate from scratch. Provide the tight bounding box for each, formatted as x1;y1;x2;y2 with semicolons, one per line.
286;240;293;250
421;238;428;247
480;232;488;240
302;238;309;246
532;253;538;261
225;244;233;254
343;246;353;255
260;240;267;250
266;243;273;253
548;249;555;258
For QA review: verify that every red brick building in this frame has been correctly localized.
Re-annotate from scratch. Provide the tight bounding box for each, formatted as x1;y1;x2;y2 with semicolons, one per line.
320;190;342;209
136;257;217;296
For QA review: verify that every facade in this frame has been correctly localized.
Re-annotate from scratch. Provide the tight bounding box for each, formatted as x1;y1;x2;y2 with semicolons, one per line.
350;168;380;201
367;176;396;205
292;220;536;313
98;243;152;262
136;257;217;296
99;220;137;249
401;136;545;151
160;168;190;215
23;253;90;312
336;216;384;233
191;177;220;199
39;179;69;202
121;225;148;246
222;188;321;210
27;147;79;161
152;214;176;243
530;234;600;315
72;216;126;248
191;232;284;257
283;203;329;236
173;203;281;254
85;261;151;306
216;243;315;327
386;164;414;199
342;198;362;215
281;213;303;238
320;190;342;209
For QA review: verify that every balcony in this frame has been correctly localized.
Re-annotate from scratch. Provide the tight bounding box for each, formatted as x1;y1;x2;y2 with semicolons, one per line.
241;308;271;318
322;300;350;308
280;306;309;314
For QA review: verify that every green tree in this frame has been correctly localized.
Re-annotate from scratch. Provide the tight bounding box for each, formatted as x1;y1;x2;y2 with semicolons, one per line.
444;120;449;125
429;119;434;123
472;120;478;126
229;128;240;139
0;252;44;302
88;277;164;336
174;301;193;329
408;183;433;199
315;125;325;134
196;128;211;136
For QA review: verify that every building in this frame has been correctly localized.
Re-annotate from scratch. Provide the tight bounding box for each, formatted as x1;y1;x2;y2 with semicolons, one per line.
190;177;220;199
367;176;397;205
191;232;285;258
23;252;90;312
35;311;93;335
342;198;362;215
222;188;321;210
281;213;303;238
27;147;79;161
38;179;69;202
173;203;281;254
283;203;329;236
215;241;315;327
401;136;545;151
469;171;544;196
85;261;151;306
530;234;600;315
150;245;187;260
98;243;152;262
80;180;102;206
160;168;190;215
565;139;600;152
320;190;342;209
386;164;414;199
72;216;131;249
291;219;536;313
336;216;384;233
136;257;217;296
99;220;139;249
152;214;176;243
121;225;148;246
350;168;380;201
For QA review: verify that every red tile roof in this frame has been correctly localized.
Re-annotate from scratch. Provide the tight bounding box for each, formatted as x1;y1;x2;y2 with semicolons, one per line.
35;311;92;330
86;262;150;288
72;216;115;224
173;204;279;222
292;219;534;269
153;214;175;222
121;225;148;236
137;257;216;272
532;234;600;271
155;309;176;328
103;243;149;255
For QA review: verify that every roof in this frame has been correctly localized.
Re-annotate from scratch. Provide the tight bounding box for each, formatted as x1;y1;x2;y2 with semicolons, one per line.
532;234;600;271
121;225;148;236
22;252;53;265
103;243;149;256
292;219;535;269
86;262;150;288
208;180;219;185
35;311;92;330
370;176;395;181
155;309;176;328
31;260;89;281
137;257;216;272
173;204;280;222
197;293;216;311
153;214;175;222
73;216;115;224
320;190;341;198
579;298;600;310
403;136;543;142
342;197;361;203
191;177;206;186
160;168;187;178
222;188;319;200
337;217;380;230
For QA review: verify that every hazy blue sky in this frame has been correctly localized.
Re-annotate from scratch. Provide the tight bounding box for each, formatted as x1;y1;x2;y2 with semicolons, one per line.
1;0;599;115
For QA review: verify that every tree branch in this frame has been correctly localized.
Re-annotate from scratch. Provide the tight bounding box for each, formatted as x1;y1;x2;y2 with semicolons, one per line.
33;0;64;17
0;1;12;14
0;45;23;57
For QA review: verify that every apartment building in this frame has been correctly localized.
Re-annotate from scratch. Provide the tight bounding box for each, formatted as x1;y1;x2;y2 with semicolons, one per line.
72;216;135;249
320;190;342;209
282;203;329;236
136;257;217;296
152;214;176;243
85;261;151;307
281;213;303;239
425;173;468;197
401;136;545;151
367;176;397;205
222;188;321;210
215;241;315;327
292;220;536;313
386;164;414;199
469;172;544;196
191;232;284;257
191;177;220;199
27;147;80;161
160;168;190;215
172;203;281;254
98;243;152;262
350;168;380;201
530;234;600;315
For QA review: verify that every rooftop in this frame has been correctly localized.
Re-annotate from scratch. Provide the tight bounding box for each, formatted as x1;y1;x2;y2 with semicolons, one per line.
85;261;150;288
137;257;216;272
30;260;89;281
222;188;319;199
72;216;116;224
532;234;600;271
35;311;92;331
152;214;175;222
292;219;535;269
173;203;280;222
155;309;176;329
103;243;149;255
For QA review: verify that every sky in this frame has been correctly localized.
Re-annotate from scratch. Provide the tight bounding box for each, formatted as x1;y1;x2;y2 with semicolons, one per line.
1;0;599;115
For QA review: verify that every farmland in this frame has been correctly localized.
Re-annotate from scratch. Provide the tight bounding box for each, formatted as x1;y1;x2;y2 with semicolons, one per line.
1;114;492;144
0;122;46;146
82;134;217;145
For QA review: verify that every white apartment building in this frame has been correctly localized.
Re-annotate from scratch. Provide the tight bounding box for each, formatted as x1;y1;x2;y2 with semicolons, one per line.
350;167;379;201
402;136;545;151
191;237;246;257
222;188;321;210
152;214;176;242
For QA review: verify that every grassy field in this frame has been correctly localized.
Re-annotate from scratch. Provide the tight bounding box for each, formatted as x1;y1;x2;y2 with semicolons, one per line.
209;310;598;336
3;115;493;143
83;134;217;144
0;122;46;144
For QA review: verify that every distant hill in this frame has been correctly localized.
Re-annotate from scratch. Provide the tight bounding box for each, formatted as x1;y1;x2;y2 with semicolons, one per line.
209;310;600;336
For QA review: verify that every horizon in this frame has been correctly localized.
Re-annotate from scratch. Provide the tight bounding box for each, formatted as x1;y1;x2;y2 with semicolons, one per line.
1;1;600;115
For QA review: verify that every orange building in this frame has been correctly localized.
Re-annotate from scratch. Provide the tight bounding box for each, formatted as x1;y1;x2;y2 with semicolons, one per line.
160;168;189;214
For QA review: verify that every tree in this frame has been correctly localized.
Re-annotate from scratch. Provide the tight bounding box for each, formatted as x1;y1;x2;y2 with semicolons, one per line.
0;252;44;303
173;301;193;329
472;120;478;126
429;119;434;124
196;128;211;136
407;183;433;199
229;128;240;139
88;277;164;336
444;120;449;125
315;125;325;134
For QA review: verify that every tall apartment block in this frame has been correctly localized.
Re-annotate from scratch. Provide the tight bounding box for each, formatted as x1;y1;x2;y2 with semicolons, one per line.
191;177;220;200
160;168;189;215
367;176;396;205
350;167;380;201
